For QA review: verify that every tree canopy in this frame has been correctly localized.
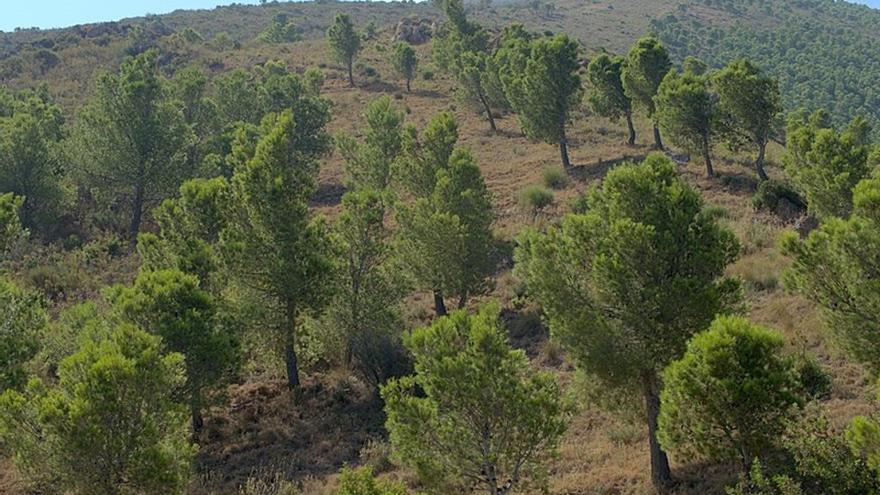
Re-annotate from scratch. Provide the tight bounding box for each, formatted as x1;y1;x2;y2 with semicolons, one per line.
659;316;802;473
586;54;635;145
654;70;718;176
327;13;362;87
72;49;192;238
622;36;672;150
714;59;781;181
507;34;582;170
382;304;568;495
516;154;741;488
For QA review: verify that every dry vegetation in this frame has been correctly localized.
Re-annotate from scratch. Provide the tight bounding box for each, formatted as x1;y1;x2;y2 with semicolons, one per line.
193;38;873;495
1;2;876;494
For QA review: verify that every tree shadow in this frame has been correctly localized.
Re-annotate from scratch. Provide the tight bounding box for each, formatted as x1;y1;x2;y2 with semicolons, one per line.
359;80;400;94
411;88;445;99
569;153;649;182
195;377;386;491
310;181;346;207
715;170;760;195
500;307;549;359
669;459;739;494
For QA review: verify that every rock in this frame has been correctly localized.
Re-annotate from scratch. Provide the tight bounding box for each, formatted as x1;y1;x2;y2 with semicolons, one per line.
393;18;433;45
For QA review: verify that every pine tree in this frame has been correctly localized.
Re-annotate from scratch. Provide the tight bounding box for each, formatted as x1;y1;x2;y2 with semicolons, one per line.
586;54;635;146
622;36;672;150
516;154;741;489
390;42;418;93
714;59;781;181
72;49;192;238
654;70;718;176
507;34;582;170
327;13;362;87
222;110;334;389
382;304;568;494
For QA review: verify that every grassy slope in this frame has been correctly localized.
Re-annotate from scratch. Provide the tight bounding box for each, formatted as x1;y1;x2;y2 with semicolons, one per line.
0;2;877;494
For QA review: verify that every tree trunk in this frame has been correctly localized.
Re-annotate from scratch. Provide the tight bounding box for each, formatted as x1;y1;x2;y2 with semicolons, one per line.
755;141;769;181
284;301;300;389
701;134;714;177
485;460;499;495
347;59;355;87
559;134;572;171
433;289;448;317
129;181;145;241
457;293;468;310
643;371;673;490
740;443;753;477
406;78;411;93
478;91;497;132
625;112;636;146
652;123;664;150
191;402;204;434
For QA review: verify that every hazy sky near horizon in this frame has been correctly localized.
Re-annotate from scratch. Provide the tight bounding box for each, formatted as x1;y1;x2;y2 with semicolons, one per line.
1;0;879;32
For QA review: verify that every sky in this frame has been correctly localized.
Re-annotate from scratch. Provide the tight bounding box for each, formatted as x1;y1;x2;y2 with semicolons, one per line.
0;1;264;32
1;0;879;32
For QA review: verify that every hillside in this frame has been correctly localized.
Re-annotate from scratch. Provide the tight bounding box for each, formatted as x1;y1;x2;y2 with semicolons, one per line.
1;1;880;495
2;0;880;127
651;0;880;128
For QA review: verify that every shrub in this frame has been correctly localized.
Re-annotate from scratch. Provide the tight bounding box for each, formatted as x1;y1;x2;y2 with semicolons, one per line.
259;13;300;43
238;472;300;495
659;316;802;473
784;412;879;494
364;66;378;78
359;438;394;474
381;304;568;494
334;467;407;495
726;460;803;495
542;166;570;189
421;69;434;80
518;185;554;216
304;67;325;96
752;179;804;212
0;278;45;390
793;355;832;400
0;325;194;494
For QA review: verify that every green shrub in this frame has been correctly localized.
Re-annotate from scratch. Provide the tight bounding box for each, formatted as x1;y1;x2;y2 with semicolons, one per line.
542;166;570;189
703;204;730;220
304;67;324;96
659;316;802;472
334;467;407;495
793;355;832;400
726;460;803;495
752;179;804;212
421;69;434;80
518;185;554;216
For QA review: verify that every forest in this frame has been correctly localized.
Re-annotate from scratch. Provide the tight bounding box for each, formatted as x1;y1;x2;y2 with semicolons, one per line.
2;0;880;494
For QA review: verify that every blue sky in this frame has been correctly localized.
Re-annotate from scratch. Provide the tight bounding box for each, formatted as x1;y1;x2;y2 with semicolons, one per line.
1;0;878;32
0;1;263;32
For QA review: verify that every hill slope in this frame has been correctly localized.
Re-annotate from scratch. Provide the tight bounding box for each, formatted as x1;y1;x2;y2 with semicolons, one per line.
2;0;879;128
0;2;879;494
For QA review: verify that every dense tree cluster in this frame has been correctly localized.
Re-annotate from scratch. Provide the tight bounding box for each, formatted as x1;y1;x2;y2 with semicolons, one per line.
652;0;880;133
